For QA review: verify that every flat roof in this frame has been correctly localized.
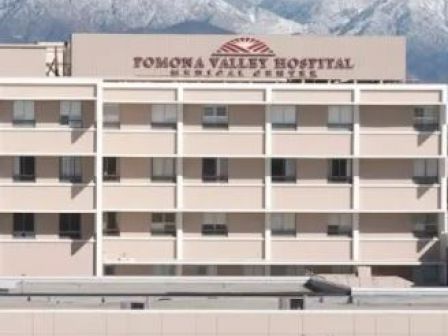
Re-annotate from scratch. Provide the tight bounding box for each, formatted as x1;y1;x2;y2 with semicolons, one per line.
1;278;448;311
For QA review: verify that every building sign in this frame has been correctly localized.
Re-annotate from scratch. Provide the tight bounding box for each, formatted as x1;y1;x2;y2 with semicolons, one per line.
133;37;355;80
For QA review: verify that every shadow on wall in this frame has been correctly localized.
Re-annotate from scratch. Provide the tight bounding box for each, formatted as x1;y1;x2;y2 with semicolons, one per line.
417;132;433;145
417;239;440;262
417;185;433;198
71;184;88;198
71;229;94;256
70;128;88;143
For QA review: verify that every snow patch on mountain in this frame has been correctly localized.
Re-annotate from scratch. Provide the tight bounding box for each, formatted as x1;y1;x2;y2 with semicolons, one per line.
0;0;447;81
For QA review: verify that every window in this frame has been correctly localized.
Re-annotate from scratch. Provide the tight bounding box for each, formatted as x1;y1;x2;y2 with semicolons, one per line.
60;101;82;128
327;214;352;236
130;302;145;310
413;159;438;184
151;104;177;127
328;159;352;183
183;265;211;276
271;214;296;236
104;212;119;236
13;213;35;238
271;105;296;129
414;107;438;131
59;214;81;239
13;156;35;182
202;158;228;182
413;214;438;237
151;213;176;236
271;159;296;183
13;100;35;127
104;265;115;276
103;157;120;181
414;265;440;286
60;157;82;183
328;106;352;129
151;265;176;276
202;213;228;236
104;104;120;128
152;158;176;182
202;105;228;128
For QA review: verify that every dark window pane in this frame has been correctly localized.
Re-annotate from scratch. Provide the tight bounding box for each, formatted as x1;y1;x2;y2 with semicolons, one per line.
166;213;175;223
272;159;285;176
152;213;163;223
23;157;34;175
103;157;119;181
13;213;35;237
203;159;216;176
59;214;81;239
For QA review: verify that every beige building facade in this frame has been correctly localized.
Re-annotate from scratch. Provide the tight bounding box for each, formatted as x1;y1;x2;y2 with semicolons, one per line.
0;34;445;287
0;310;447;336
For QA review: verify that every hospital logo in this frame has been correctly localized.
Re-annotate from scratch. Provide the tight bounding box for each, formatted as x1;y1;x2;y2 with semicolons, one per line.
212;37;275;57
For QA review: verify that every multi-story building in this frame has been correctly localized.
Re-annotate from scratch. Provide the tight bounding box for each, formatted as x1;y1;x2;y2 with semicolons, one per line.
0;34;446;287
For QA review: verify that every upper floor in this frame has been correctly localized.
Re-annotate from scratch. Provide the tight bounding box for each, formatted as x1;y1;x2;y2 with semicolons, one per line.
0;82;445;159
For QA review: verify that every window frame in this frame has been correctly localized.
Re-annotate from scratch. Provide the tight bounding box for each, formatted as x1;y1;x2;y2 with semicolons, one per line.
413;106;439;131
271;159;296;183
271;213;296;236
60;101;82;128
328;159;352;183
59;213;82;240
13;213;35;238
151;104;177;128
103;104;120;128
327;106;353;130
413;214;438;237
59;156;82;183
271;105;297;129
327;214;352;237
103;157;120;182
151;213;176;237
413;159;439;184
103;212;119;236
13;100;35;127
13;156;35;182
202;158;228;182
202;105;229;128
151;158;176;182
202;213;228;236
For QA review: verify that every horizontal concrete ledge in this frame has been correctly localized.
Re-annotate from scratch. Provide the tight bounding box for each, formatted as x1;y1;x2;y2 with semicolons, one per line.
353;287;448;296
0;277;312;296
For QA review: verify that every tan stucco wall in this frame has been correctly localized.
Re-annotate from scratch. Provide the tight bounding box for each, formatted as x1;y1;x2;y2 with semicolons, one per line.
0;310;446;336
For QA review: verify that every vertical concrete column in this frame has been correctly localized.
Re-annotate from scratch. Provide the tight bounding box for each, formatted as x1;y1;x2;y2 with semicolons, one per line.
439;86;448;284
176;87;184;261
264;88;272;261
95;81;104;276
352;88;361;262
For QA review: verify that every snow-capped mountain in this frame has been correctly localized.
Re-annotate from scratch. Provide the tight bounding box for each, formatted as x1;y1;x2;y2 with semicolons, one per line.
0;0;447;82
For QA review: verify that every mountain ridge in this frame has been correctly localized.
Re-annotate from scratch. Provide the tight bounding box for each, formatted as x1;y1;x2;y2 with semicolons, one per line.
0;0;447;82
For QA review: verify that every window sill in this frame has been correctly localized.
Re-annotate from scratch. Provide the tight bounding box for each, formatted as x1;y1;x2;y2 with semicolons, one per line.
151;177;177;183
412;178;439;185
271;179;297;184
103;177;121;182
272;125;297;130
13;177;36;182
12;235;36;239
151;123;177;129
202;124;229;129
202;178;229;183
59;178;83;184
327;178;352;184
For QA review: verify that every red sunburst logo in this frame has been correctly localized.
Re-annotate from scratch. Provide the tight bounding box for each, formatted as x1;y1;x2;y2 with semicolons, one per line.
212;37;275;57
